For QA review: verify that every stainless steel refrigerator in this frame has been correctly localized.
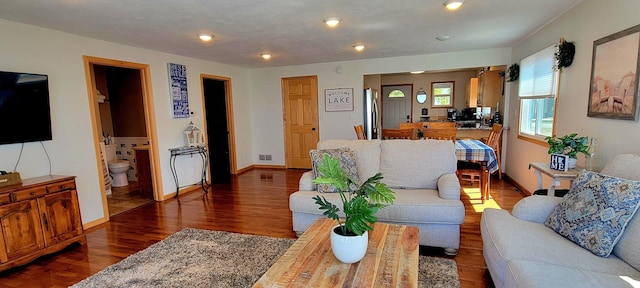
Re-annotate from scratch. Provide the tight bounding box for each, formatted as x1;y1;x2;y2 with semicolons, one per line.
363;88;379;140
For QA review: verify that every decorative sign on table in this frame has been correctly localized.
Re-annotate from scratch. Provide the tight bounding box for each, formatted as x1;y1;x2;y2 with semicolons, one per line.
550;154;569;171
168;63;190;118
324;88;354;111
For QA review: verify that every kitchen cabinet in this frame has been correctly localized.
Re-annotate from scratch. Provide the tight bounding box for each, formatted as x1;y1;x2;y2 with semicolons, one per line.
477;70;503;108
0;175;85;272
466;77;478;107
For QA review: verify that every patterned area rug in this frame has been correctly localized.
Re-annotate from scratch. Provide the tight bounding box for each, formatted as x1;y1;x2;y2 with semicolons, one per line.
72;228;460;288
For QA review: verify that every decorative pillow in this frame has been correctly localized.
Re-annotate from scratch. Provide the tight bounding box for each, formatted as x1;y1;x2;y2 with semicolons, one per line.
309;148;359;193
545;169;640;257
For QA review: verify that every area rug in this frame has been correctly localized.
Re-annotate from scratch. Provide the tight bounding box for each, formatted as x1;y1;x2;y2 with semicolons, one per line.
72;228;460;288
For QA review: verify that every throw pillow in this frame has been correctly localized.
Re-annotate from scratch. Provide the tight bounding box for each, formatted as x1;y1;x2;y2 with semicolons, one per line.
544;169;640;257
309;148;359;193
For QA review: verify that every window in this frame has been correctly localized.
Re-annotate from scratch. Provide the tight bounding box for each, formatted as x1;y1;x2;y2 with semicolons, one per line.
518;45;559;142
388;89;405;98
431;81;454;107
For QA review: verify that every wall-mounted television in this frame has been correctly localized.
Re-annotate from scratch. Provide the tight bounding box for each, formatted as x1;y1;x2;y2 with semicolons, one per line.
0;71;52;145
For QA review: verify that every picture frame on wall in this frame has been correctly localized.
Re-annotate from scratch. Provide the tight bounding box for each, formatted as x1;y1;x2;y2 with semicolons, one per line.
587;24;640;120
168;63;190;118
324;88;354;111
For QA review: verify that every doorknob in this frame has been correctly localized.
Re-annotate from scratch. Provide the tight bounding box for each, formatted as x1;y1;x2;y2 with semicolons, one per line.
312;128;316;131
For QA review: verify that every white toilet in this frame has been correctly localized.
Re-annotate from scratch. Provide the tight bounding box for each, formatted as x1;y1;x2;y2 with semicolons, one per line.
105;144;130;187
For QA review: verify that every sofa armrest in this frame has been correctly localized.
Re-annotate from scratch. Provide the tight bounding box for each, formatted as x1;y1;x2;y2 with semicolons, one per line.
437;173;461;200
511;195;563;223
298;170;316;191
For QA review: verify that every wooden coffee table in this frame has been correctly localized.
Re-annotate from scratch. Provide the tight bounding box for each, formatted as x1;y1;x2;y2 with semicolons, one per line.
253;218;419;287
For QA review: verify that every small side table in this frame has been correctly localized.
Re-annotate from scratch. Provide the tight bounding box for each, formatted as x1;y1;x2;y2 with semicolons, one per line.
528;162;581;196
169;146;209;197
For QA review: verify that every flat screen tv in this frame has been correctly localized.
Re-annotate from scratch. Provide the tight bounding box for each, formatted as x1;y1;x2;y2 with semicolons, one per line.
0;71;52;145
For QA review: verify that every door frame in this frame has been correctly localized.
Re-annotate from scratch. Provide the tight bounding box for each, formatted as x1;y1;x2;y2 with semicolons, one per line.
82;56;161;224
200;74;237;175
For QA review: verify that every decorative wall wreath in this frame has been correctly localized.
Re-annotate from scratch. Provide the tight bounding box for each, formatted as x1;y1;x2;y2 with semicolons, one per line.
555;38;575;71
506;63;519;82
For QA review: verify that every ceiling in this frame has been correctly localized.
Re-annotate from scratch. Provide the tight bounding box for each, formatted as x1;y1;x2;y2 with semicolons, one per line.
0;0;583;69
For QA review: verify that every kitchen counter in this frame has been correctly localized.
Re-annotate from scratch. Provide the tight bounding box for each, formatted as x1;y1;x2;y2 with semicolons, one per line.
456;127;492;139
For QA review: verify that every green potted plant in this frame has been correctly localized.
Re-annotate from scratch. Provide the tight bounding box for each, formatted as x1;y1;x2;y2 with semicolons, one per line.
545;133;590;168
312;154;395;263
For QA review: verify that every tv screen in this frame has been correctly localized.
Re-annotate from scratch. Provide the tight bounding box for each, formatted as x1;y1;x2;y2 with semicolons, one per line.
0;71;52;145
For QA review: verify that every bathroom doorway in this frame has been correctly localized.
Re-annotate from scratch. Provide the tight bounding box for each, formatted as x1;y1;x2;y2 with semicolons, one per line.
201;74;237;183
84;56;161;220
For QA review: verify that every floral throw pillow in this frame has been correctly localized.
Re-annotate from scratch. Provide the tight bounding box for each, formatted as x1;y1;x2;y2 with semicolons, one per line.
309;148;359;193
545;169;640;257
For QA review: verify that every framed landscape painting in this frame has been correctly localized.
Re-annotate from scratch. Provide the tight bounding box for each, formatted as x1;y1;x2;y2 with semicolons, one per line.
587;24;640;120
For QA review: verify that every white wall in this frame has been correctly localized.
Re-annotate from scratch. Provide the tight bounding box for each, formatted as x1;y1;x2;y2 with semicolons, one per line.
0;20;253;225
506;0;640;193
249;48;511;166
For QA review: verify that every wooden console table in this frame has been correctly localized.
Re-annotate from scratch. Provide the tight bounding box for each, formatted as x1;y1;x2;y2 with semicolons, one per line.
253;218;419;287
529;162;582;196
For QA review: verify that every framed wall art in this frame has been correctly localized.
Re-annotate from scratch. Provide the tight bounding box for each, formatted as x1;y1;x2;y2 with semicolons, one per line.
324;88;353;111
168;63;190;118
587;24;640;120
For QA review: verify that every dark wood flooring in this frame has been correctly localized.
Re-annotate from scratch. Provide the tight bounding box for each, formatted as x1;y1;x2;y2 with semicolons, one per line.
0;168;525;288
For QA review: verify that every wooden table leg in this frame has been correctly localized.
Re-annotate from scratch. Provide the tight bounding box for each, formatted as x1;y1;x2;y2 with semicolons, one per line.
481;163;489;202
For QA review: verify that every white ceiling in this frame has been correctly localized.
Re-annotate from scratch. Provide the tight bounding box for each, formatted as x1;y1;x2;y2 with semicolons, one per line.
0;0;583;68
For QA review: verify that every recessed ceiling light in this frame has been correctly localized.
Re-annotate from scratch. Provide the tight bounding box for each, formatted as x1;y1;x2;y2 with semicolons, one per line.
353;45;365;51
443;0;464;10
198;34;213;42
410;71;425;74
261;53;272;60
324;17;341;27
436;35;451;41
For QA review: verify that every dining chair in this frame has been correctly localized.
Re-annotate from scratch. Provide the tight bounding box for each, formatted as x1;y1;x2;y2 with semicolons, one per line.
457;124;503;199
354;125;366;140
420;127;457;143
399;123;424;139
381;128;414;140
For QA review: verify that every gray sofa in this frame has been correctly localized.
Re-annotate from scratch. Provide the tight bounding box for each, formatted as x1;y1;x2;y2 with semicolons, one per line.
289;139;465;254
481;154;640;288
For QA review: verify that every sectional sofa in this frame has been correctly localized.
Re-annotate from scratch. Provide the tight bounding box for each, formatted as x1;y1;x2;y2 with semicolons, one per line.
289;139;465;255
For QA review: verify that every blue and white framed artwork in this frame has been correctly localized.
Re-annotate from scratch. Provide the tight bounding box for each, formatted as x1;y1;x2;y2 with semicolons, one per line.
168;63;190;118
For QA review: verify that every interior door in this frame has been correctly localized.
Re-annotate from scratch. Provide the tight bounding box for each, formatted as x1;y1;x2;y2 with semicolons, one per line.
282;76;319;169
382;85;413;128
203;78;232;183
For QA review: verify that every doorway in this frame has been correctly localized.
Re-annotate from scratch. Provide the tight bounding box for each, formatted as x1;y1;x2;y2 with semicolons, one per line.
201;74;237;183
83;56;160;221
382;84;413;128
281;76;319;169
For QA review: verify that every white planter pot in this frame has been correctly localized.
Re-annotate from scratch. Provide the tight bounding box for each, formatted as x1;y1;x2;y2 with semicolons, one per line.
330;225;368;264
568;158;577;169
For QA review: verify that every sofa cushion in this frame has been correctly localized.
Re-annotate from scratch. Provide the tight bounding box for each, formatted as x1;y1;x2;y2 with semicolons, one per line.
317;140;381;183
379;139;456;189
545;170;640;257
309;148;359;193
601;154;640;270
290;188;464;224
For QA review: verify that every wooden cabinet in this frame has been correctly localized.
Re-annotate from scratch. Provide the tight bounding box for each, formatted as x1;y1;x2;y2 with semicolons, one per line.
135;148;153;199
0;175;85;272
477;70;503;108
466;77;478;107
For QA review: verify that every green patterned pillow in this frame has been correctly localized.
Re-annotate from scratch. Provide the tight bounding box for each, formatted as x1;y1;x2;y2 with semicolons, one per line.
310;148;359;193
545;170;640;257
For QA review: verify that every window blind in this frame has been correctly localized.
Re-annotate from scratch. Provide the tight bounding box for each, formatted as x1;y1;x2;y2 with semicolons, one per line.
518;45;557;98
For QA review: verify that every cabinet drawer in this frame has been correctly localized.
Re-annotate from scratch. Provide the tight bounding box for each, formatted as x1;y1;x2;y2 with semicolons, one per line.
0;193;11;205
46;180;76;194
13;187;47;202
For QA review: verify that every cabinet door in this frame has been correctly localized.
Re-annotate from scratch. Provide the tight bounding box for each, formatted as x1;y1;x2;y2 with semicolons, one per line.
0;200;45;262
479;71;502;107
466;78;478;108
38;190;83;247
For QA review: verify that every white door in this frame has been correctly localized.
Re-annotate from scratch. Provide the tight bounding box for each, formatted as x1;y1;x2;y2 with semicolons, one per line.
382;85;412;128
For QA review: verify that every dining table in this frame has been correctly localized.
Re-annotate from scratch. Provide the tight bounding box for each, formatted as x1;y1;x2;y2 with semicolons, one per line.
455;139;499;201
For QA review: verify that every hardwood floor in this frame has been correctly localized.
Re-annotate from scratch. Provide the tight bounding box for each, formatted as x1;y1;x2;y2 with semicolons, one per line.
106;181;155;217
0;168;525;288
